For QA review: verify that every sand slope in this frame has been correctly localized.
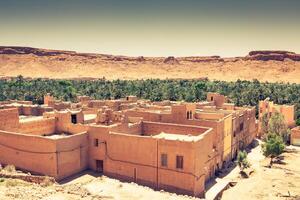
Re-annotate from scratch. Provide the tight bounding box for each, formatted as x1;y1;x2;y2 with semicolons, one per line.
0;47;300;83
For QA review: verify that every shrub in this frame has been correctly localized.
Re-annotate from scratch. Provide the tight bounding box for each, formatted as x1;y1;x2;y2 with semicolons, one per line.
262;133;285;166
237;150;250;173
3;165;16;173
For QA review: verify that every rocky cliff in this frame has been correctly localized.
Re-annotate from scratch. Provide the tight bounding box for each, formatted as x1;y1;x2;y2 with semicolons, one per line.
0;46;300;83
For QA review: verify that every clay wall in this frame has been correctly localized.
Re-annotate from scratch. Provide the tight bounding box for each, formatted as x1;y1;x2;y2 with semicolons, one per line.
0;130;88;180
280;105;295;127
206;93;227;108
55;132;89;180
104;133;158;188
114;122;142;136
142;121;208;136
194;112;225;120
291;127;300;146
0;130;57;177
0;108;19;132
18;117;56;136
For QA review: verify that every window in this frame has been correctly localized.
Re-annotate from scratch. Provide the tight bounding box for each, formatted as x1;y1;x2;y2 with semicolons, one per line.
240;123;244;131
186;111;189;119
94;139;99;147
176;155;184;169
211;96;214;101
71;114;77;124
161;153;168;167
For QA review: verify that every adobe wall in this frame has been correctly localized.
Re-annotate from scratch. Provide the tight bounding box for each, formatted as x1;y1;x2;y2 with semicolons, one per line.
222;115;233;163
0;108;19;132
55;112;87;134
0;130;88;180
55;132;89;180
142;121;209;136
194;112;225;120
192;129;214;191
113;122;142;136
207;93;227;108
88;125;112;168
18;118;56;136
280;105;295;127
291;127;300;146
104;133;158;188
0;130;57;177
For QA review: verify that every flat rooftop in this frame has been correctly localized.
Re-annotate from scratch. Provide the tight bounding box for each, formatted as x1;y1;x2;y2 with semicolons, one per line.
153;132;199;142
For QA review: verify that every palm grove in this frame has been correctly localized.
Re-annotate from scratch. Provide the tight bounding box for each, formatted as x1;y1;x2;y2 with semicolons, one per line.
1;76;300;123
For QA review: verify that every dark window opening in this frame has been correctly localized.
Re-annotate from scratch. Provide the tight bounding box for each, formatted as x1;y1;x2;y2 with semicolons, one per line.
240;123;244;131
96;160;103;173
176;155;184;169
187;111;189;119
94;139;99;147
161;153;168;167
71;114;77;124
211;96;214;101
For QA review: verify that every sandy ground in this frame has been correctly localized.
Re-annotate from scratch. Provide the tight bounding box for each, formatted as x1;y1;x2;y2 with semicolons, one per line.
221;142;300;200
0;172;200;200
1;54;300;83
1;141;299;200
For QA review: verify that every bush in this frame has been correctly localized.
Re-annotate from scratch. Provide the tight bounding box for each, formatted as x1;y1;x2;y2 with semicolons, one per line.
262;133;285;166
3;165;16;173
237;150;250;173
296;118;300;126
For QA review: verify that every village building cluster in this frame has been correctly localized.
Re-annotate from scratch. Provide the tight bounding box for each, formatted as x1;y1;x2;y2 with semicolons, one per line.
0;92;298;197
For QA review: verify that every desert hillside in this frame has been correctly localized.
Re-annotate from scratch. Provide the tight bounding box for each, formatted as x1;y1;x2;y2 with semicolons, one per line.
1;46;300;83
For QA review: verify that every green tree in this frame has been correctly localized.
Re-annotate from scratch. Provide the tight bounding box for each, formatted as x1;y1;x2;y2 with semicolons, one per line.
296;118;300;126
268;112;290;143
262;134;285;166
237;150;250;173
193;82;206;101
261;113;269;135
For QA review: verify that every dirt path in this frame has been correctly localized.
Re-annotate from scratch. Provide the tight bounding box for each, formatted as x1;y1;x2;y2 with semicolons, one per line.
221;142;300;200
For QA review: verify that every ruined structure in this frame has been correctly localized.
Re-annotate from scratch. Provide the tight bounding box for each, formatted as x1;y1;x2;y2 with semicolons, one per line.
0;93;258;197
258;98;295;137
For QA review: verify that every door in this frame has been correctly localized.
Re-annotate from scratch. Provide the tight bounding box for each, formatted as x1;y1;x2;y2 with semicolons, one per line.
96;160;103;173
133;168;137;182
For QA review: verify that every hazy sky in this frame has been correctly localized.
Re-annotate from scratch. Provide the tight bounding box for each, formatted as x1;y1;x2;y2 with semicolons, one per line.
1;0;300;57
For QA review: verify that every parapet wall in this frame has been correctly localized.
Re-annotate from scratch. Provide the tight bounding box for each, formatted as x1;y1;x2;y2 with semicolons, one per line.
142;121;209;136
0;108;19;131
18;117;56;136
0;130;88;180
0;130;57;177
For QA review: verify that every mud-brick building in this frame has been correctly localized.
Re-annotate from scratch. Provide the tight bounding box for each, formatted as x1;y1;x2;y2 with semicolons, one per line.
0;93;258;198
258;98;295;137
291;127;300;146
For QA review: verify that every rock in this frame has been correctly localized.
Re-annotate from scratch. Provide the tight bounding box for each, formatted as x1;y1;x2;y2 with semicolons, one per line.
246;51;300;61
163;56;179;64
248;50;295;56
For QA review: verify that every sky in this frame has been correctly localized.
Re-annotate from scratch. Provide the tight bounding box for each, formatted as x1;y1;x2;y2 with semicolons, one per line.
1;0;300;57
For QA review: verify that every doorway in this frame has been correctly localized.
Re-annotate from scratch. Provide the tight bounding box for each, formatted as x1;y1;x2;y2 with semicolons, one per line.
133;168;137;182
96;160;104;173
